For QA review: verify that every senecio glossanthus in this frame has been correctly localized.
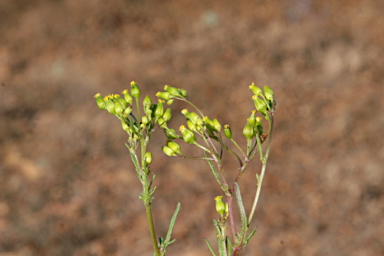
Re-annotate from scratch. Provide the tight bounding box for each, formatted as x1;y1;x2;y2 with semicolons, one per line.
94;81;276;256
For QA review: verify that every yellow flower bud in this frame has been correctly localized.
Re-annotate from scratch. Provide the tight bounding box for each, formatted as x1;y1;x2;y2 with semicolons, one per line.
263;85;274;101
212;118;221;132
167;141;182;155
243;123;255;140
178;88;188;98
114;101;124;115
130;81;141;99
180;125;196;144
122;89;133;105
141;115;149;125
214;196;226;216
154;99;165;118
105;100;116;115
164;128;179;140
224;124;232;139
165;85;183;98
94;93;106;110
249;83;262;96
144;152;152;165
162;146;176;156
156;91;172;101
163;108;172;122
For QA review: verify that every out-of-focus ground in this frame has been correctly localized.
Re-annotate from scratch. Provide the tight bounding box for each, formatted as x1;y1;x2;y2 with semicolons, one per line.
1;0;383;255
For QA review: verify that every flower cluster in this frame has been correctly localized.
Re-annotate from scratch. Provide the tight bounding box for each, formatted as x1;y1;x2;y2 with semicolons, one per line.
243;84;275;143
157;83;276;158
94;81;173;145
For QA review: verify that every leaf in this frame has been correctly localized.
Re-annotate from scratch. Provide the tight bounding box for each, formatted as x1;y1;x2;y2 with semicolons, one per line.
164;202;181;244
234;182;248;245
127;148;142;179
225;235;233;254
205;238;217;256
244;226;258;246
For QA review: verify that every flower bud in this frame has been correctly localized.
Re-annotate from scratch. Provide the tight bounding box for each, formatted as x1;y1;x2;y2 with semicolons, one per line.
144;152;152;165
164;128;180;139
164;85;183;98
167;141;182;155
105;100;116;115
247;111;257;126
180;125;196;144
94;93;106;110
156;91;172;101
253;96;267;113
154;99;165;118
116;97;127;109
183;109;202;126
143;95;152;109
124;106;132;116
166;99;174;105
122;89;133;105
157;117;168;128
114;101;124;115
263;85;274;101
203;116;215;131
243;123;255;140
214;196;226;216
130;81;141;99
212;118;221;132
178;88;188;98
162;146;176;156
121;120;130;132
249;83;262;96
224;124;232;139
141;115;149;125
187;120;197;132
162;108;172;122
144;105;153;117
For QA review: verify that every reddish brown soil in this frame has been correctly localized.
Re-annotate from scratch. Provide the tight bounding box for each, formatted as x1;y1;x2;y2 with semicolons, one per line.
1;0;383;255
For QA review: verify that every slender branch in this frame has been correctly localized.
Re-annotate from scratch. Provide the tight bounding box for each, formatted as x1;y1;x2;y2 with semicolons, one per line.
248;114;274;225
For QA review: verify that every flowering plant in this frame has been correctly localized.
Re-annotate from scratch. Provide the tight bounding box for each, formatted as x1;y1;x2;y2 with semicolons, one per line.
94;82;276;256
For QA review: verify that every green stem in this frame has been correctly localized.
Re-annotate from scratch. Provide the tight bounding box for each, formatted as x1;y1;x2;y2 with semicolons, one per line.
140;126;160;255
144;198;161;256
248;114;274;225
230;139;246;158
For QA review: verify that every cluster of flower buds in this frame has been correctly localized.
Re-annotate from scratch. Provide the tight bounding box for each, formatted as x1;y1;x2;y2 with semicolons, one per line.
249;83;275;119
242;83;276;141
94;81;173;141
156;86;222;156
162;141;184;157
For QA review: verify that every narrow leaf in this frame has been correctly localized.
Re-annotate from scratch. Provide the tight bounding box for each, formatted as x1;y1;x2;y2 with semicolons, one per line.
225;235;233;254
205;238;217;256
165;202;181;244
244;226;258;246
234;182;248;245
127;148;141;178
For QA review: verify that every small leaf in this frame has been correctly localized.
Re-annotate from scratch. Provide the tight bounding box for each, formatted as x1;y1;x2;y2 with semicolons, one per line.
244;226;258;246
164;202;181;244
205;238;217;256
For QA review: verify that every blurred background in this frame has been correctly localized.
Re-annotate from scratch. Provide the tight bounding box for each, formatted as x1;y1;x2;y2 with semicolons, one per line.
1;0;383;255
